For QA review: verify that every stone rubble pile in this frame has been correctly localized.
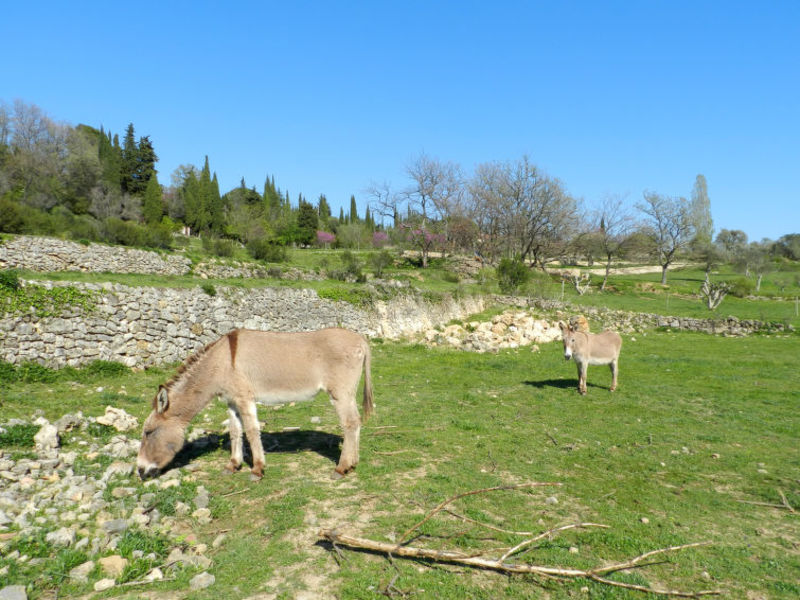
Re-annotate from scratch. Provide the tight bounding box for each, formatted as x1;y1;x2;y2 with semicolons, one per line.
422;309;561;353
0;410;218;597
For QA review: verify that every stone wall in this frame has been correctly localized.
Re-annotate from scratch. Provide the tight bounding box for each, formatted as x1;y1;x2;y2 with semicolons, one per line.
0;281;485;368
0;235;191;275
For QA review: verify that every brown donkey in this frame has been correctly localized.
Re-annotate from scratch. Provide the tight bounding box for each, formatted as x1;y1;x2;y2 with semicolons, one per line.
137;328;373;481
559;321;622;395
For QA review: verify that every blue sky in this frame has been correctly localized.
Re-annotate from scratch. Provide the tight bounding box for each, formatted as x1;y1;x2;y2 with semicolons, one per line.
3;1;798;241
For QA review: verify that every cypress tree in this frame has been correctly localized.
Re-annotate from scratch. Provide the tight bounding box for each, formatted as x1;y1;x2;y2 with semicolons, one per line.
349;195;358;223
142;173;164;224
120;123;137;195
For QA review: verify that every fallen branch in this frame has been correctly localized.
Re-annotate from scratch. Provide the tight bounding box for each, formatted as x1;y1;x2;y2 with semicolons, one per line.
397;482;561;544
319;529;719;597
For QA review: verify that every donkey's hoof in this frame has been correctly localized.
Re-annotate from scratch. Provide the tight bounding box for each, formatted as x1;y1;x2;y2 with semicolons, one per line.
249;472;263;482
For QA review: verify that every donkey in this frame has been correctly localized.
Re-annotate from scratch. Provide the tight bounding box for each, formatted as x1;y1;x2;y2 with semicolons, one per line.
137;328;374;481
558;321;622;395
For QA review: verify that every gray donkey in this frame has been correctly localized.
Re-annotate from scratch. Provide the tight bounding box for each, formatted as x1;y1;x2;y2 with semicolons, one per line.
559;321;622;394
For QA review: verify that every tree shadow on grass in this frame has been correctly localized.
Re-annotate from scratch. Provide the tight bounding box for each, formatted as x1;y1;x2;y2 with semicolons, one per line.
168;429;343;471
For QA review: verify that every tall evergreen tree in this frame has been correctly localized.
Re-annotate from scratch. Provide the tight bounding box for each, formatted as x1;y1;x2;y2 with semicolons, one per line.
690;174;713;246
296;200;319;245
317;194;331;225
349;195;358;223
120;123;137;195
142;173;164;224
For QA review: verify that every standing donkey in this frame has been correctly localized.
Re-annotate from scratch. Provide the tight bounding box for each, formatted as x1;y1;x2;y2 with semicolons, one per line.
559;321;622;395
137;328;373;481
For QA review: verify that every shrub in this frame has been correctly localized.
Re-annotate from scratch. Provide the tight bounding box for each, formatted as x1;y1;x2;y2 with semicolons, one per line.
341;250;365;282
201;283;217;296
202;235;237;258
369;250;393;278
496;258;530;295
0;269;20;291
247;238;288;263
730;277;755;298
0;197;25;233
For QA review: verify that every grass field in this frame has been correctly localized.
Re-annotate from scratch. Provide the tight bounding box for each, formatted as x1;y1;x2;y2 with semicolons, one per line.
2;329;798;599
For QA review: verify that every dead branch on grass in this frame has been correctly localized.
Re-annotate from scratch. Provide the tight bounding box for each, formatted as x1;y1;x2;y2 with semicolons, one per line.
397;482;561;544
737;488;796;513
319;482;721;597
319;530;719;597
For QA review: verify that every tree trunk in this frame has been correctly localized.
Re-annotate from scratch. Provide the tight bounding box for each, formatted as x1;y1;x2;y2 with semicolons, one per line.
661;264;668;285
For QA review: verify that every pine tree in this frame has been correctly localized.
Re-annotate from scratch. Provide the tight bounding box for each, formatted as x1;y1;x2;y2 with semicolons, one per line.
142;173;164;224
120;123;137;195
349;195;358;223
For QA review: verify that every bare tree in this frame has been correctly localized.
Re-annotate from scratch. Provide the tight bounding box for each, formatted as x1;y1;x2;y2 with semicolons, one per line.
366;180;401;229
403;153;464;266
637;191;695;284
469;156;576;269
576;195;634;290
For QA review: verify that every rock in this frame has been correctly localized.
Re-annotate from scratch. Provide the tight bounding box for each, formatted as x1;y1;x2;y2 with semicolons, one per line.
192;507;212;524
98;555;128;577
100;518;128;535
96;407;138;432
144;567;164;582
69;560;95;583
190;571;215;590
0;586;27;600
93;578;115;592
45;527;76;547
34;423;59;452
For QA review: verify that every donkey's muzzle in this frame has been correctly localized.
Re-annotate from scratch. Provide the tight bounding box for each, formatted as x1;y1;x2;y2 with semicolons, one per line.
138;465;159;480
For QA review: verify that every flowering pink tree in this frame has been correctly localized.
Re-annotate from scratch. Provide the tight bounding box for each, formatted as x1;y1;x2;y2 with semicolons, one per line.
316;230;335;248
404;225;445;266
372;231;389;248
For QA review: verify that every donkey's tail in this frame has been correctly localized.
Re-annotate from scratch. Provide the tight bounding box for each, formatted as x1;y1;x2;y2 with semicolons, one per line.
362;339;375;421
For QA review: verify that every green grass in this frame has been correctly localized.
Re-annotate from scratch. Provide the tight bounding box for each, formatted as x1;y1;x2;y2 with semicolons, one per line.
2;331;798;598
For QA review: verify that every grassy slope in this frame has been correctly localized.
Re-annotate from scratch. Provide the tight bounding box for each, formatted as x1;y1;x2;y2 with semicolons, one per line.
2;332;798;599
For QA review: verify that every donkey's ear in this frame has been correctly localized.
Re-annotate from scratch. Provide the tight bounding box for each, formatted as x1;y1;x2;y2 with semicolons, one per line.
558;320;567;330
156;387;169;414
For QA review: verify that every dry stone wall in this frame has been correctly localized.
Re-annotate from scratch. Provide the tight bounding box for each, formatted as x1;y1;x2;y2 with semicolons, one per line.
0;281;485;368
0;235;191;275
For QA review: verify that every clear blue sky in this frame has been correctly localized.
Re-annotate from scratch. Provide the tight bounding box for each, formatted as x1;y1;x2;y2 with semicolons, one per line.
3;1;798;241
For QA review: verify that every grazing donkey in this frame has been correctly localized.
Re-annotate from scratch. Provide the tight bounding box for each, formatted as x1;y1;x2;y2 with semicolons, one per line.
559;321;622;395
137;328;373;481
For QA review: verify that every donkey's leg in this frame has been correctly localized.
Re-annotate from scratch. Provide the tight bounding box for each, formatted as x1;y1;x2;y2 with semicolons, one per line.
225;404;244;473
238;399;266;481
331;394;361;479
579;362;588;395
609;358;618;392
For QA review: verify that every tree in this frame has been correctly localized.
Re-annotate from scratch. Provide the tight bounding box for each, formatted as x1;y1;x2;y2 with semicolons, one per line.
690;174;713;246
296;200;319;246
142;173;164;224
468;156;576;269
367;180;401;229
318;194;331;225
637;191;695;284
587;195;634;290
715;229;748;260
349;194;359;223
120;123;137;195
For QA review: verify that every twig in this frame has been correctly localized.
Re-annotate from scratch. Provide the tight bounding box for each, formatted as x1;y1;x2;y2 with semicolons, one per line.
374;450;414;456
777;489;796;513
221;488;249;498
117;577;176;588
319;530;719;597
441;508;536;536
498;523;609;563
397;482;561;544
546;432;558;446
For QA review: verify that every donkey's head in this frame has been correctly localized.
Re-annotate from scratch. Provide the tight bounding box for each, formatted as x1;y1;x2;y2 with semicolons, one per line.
559;321;577;361
137;386;186;479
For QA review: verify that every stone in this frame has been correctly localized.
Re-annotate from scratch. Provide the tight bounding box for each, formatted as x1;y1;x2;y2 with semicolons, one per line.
189;572;215;590
100;518;128;534
98;555;128;577
96;407;138;432
45;527;76;547
93;578;115;592
69;560;95;583
34;424;59;452
0;586;27;600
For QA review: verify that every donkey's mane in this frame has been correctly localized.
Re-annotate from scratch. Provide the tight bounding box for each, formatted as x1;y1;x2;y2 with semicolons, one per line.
163;336;225;392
